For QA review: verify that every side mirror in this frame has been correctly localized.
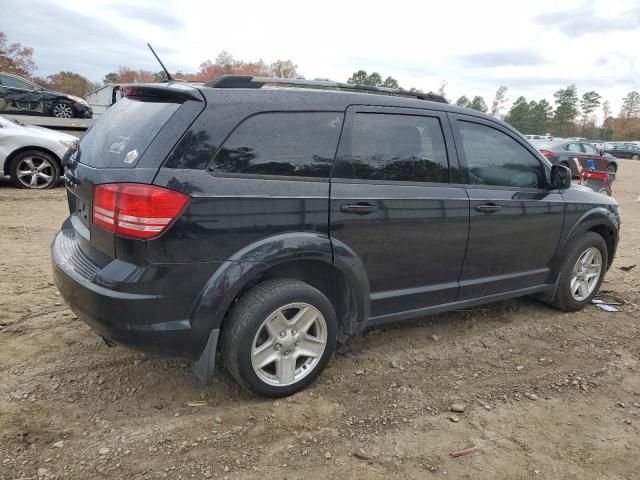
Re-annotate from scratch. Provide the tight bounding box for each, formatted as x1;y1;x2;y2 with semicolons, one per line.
550;164;572;190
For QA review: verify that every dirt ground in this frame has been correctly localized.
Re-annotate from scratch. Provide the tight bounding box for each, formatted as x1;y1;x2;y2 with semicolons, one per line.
1;162;639;480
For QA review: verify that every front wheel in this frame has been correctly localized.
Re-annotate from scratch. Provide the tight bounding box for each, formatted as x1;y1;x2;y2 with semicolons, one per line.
221;279;337;397
551;232;607;311
52;102;74;118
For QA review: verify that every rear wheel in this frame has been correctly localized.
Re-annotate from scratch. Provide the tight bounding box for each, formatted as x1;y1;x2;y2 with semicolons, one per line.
221;279;337;397
52;102;74;118
551;232;607;311
9;150;60;189
606;164;617;174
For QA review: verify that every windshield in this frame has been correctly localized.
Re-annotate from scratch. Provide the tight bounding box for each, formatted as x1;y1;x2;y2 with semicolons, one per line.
78;97;180;168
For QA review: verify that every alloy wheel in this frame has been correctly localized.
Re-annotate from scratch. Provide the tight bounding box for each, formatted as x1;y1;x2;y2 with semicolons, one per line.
16;156;56;188
570;247;602;301
53;103;73;118
251;302;327;386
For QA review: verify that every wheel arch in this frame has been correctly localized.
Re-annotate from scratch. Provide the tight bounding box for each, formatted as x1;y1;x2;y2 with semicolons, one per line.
189;232;371;354
553;208;618;276
4;146;61;176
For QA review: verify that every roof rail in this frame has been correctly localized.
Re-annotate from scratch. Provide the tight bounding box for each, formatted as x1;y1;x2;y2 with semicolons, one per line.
204;75;448;103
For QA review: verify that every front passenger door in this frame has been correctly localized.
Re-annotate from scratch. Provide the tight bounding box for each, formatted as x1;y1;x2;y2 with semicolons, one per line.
450;115;565;299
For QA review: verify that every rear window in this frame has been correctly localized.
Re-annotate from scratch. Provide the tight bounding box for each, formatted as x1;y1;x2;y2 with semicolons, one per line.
78;97;179;168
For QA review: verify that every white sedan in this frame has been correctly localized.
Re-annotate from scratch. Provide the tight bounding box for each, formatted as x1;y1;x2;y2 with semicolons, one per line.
0;115;76;189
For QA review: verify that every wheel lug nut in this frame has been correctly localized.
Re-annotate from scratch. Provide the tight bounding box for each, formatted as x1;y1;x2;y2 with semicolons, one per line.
291;329;297;335
284;350;290;356
279;331;286;338
274;343;282;351
295;341;300;347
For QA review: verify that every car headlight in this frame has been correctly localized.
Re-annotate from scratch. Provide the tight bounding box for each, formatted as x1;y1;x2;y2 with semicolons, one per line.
59;139;75;148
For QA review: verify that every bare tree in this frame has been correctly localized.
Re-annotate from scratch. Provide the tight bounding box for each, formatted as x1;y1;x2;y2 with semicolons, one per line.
490;86;508;117
436;80;448;101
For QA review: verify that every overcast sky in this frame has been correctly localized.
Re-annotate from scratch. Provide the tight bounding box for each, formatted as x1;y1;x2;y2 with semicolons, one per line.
3;0;639;119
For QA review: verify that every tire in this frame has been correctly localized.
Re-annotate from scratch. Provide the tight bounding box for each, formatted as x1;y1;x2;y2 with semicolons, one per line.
551;232;607;312
9;150;60;189
606;164;617;174
52;102;75;118
221;278;338;397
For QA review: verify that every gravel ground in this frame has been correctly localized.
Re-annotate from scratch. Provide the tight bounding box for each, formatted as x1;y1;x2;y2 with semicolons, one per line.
1;161;639;480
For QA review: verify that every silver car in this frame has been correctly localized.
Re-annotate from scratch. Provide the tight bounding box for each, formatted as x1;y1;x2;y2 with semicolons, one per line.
0;115;76;188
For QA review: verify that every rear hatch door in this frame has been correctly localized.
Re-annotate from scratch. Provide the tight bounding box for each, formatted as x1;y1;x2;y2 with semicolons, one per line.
64;83;205;258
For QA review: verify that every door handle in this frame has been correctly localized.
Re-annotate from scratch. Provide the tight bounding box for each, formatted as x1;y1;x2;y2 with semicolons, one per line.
340;203;379;215
475;203;501;213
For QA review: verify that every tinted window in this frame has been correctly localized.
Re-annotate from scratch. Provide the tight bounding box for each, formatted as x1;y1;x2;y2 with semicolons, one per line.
338;113;449;183
582;143;599;154
78;97;179;168
457;121;544;189
0;75;34;90
210;112;343;178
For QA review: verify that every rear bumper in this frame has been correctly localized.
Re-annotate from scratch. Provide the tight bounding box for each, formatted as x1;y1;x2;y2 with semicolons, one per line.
51;225;220;358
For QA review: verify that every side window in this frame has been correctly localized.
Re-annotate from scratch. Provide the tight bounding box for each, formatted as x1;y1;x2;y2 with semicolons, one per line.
582;143;599;154
337;113;449;183
456;121;545;189
0;75;34;90
564;143;581;153
209;112;342;178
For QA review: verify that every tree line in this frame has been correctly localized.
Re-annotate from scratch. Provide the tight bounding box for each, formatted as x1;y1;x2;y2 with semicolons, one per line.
2;32;638;140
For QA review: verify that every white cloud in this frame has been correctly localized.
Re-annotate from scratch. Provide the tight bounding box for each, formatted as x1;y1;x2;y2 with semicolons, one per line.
7;0;640;119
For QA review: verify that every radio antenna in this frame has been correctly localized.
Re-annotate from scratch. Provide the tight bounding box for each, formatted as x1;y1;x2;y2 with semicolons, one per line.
147;43;174;82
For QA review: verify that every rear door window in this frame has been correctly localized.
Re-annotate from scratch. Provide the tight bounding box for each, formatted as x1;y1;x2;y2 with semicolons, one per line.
455;120;545;189
564;143;581;153
209;112;343;178
336;113;450;183
78;97;180;168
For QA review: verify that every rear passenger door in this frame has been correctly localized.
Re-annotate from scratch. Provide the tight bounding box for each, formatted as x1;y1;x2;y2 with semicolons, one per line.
450;114;565;299
329;106;469;320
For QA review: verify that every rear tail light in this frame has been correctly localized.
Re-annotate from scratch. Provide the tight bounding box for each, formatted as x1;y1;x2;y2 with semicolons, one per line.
93;183;190;240
539;149;554;158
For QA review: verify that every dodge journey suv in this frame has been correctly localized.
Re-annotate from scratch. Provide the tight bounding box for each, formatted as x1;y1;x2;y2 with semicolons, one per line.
52;76;620;397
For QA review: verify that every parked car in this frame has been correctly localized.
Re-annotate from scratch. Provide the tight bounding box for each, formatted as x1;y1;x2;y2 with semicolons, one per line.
603;142;640;160
0;115;75;188
530;138;618;175
52;77;620;397
524;134;554;140
0;72;93;119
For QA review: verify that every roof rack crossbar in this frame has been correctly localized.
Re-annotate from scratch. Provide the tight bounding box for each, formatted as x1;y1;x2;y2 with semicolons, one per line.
204;75;447;103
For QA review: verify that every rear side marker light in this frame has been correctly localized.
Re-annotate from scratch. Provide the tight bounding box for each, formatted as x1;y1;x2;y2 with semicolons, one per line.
93;183;190;240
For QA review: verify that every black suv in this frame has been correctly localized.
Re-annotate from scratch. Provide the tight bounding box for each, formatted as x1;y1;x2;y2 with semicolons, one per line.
0;72;93;118
52;76;620;397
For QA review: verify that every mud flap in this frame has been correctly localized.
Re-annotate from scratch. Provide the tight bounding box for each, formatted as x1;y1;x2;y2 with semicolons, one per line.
191;329;220;385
